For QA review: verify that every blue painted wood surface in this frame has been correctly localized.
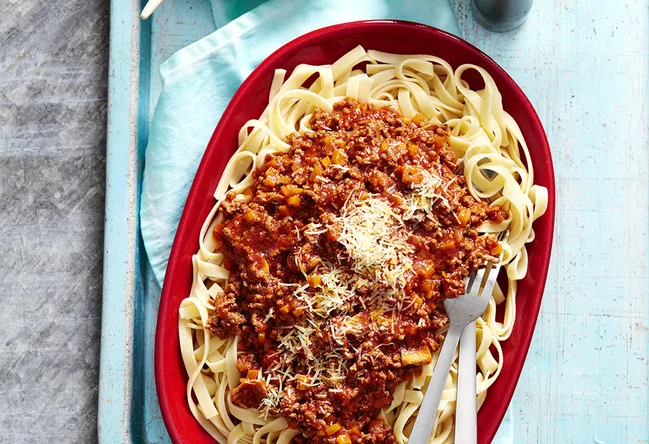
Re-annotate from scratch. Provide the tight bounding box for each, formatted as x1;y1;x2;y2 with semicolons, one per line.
99;0;139;441
101;0;649;442
450;1;649;442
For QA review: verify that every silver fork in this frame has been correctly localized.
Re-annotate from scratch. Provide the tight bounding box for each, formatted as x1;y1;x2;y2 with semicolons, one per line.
455;259;501;444
408;261;501;444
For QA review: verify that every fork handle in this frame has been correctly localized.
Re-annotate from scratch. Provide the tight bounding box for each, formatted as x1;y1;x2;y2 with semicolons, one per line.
409;324;463;443
456;320;478;444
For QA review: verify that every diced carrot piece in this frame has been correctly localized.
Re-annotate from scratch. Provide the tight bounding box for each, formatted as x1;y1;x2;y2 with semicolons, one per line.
308;274;322;287
281;185;301;196
243;210;258;223
242;187;254;202
292;307;304;317
321;156;331;167
326;424;341;436
421;262;435;279
288;195;301;207
337;435;352;444
331;149;347;165
259;258;269;277
309;164;323;181
458;208;471;225
412;113;426;125
401;165;424;185
401;346;432;366
439;240;456;251
296;375;309;390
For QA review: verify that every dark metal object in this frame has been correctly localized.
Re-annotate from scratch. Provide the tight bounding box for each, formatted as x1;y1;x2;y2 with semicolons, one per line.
472;0;533;32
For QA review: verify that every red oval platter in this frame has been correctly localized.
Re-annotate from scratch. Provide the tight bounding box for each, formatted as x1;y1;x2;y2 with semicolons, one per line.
156;20;556;444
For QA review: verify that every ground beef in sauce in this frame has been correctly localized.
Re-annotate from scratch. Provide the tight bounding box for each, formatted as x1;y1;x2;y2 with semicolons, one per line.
206;100;505;443
230;378;268;409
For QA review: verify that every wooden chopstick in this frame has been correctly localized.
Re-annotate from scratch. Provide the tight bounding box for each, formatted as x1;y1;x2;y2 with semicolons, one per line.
140;0;163;19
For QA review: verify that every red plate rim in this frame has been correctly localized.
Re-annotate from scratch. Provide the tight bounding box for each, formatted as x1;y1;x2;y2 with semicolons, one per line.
155;20;556;444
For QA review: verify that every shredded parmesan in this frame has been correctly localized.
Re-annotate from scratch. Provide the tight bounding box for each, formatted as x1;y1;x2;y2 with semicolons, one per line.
403;169;452;223
332;195;413;289
259;381;281;419
263;307;275;324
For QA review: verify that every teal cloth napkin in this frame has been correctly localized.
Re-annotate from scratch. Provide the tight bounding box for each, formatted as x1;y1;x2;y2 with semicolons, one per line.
139;0;513;440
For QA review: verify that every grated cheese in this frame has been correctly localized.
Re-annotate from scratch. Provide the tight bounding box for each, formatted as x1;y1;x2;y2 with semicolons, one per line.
332;195;413;290
403;169;451;223
263;307;275;324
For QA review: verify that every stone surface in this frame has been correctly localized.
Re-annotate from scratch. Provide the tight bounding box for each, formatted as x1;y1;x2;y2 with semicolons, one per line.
0;0;108;442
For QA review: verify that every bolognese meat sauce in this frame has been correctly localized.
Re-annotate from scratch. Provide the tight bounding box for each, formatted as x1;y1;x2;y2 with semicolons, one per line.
206;100;505;443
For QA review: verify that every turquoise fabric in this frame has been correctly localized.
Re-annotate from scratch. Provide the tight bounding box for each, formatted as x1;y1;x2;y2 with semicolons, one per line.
139;1;513;439
210;0;267;28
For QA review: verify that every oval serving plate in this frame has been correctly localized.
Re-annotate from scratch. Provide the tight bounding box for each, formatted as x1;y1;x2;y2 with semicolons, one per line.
155;20;555;444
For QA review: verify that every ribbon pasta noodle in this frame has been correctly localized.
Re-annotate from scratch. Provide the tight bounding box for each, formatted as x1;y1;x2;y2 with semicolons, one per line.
178;46;547;443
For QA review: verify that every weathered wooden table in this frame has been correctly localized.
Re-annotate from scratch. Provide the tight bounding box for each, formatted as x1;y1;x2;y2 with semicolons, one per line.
451;2;649;441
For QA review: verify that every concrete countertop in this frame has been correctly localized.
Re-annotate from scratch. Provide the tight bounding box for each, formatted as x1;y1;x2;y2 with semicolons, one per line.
0;0;108;442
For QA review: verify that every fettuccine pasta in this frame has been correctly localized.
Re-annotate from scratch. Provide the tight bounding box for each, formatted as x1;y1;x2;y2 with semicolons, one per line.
178;46;547;443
